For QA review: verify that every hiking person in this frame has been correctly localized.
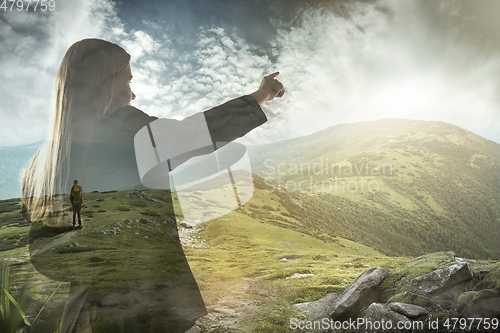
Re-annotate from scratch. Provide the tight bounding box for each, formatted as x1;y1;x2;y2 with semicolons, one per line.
70;180;84;228
21;38;284;333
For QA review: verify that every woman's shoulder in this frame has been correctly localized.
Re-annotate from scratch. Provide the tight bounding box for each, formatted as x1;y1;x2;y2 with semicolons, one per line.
106;105;157;127
94;106;158;141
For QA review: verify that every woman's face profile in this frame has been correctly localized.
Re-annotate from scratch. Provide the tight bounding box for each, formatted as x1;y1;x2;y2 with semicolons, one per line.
110;63;136;110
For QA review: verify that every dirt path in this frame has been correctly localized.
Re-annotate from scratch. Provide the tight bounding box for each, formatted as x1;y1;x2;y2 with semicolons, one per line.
196;282;264;332
178;227;265;332
30;194;95;256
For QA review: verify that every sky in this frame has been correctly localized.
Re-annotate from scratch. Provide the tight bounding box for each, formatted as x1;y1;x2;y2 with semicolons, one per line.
2;0;500;147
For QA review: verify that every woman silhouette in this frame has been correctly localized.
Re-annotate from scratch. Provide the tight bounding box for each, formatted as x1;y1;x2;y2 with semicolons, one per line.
21;39;284;332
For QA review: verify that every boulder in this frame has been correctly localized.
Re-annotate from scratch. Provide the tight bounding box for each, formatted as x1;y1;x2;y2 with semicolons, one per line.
457;289;500;318
293;293;338;319
328;267;388;319
407;262;472;294
388;302;429;318
179;221;195;229
473;280;497;291
363;303;411;332
294;253;498;330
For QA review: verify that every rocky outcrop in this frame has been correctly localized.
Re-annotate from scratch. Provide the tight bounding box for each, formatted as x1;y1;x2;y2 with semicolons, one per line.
328;266;388;319
364;303;411;332
457;289;500;318
387;302;429;318
294;251;500;329
406;262;473;294
293;293;338;319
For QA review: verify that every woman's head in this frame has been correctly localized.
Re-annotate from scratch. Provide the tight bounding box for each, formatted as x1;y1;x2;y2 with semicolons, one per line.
55;39;132;136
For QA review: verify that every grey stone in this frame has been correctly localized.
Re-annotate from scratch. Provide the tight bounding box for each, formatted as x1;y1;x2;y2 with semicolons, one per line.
388;302;429;318
180;221;195;229
364;303;411;332
185;325;201;333
457;289;500;318
407;262;472;294
328;266;388;318
473;280;497;291
293;293;339;319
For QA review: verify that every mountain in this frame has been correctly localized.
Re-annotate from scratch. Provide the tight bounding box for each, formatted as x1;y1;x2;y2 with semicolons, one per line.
248;118;500;259
2;117;500;330
0;141;44;200
2;180;498;332
2;118;500;259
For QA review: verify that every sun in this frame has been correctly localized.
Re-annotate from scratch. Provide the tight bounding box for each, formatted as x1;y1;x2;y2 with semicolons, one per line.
371;77;442;119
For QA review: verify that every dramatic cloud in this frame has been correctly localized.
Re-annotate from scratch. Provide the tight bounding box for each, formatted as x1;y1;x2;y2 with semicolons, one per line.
128;27;272;119
266;0;500;143
0;0;125;146
2;0;500;147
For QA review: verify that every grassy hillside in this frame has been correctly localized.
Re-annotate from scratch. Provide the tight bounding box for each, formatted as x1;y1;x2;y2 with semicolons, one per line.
0;182;408;332
1;118;499;330
248;119;500;259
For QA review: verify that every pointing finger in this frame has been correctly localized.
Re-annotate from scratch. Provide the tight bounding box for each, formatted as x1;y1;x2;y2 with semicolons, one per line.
266;72;280;79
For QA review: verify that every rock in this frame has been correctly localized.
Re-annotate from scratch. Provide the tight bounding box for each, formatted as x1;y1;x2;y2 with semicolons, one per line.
328;266;388;319
455;257;490;266
478;270;492;279
101;229;118;235
388;302;429;318
457;289;500;318
185;325;201;333
293;293;339;319
457;291;476;313
286;273;314;279
180;221;195;229
364;303;411;332
407;262;472;294
308;252;499;330
473;280;497;291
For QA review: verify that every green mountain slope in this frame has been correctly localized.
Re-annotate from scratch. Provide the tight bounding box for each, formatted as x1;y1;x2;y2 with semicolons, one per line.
248;119;500;259
0;184;406;332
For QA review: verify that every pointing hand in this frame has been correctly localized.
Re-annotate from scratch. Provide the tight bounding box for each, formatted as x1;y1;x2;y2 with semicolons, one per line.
250;72;285;105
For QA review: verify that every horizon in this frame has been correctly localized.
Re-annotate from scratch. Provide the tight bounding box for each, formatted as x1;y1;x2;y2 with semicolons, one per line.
2;116;498;201
2;117;500;150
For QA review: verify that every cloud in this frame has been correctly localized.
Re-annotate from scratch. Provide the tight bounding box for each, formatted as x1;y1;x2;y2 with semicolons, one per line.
120;30;162;59
3;0;500;148
124;26;272;131
266;0;500;143
0;0;125;147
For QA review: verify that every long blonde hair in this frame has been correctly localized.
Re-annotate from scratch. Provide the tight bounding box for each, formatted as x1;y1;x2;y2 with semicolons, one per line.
21;39;130;224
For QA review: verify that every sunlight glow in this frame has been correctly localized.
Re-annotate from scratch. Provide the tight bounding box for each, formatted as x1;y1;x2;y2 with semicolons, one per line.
371;77;442;118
